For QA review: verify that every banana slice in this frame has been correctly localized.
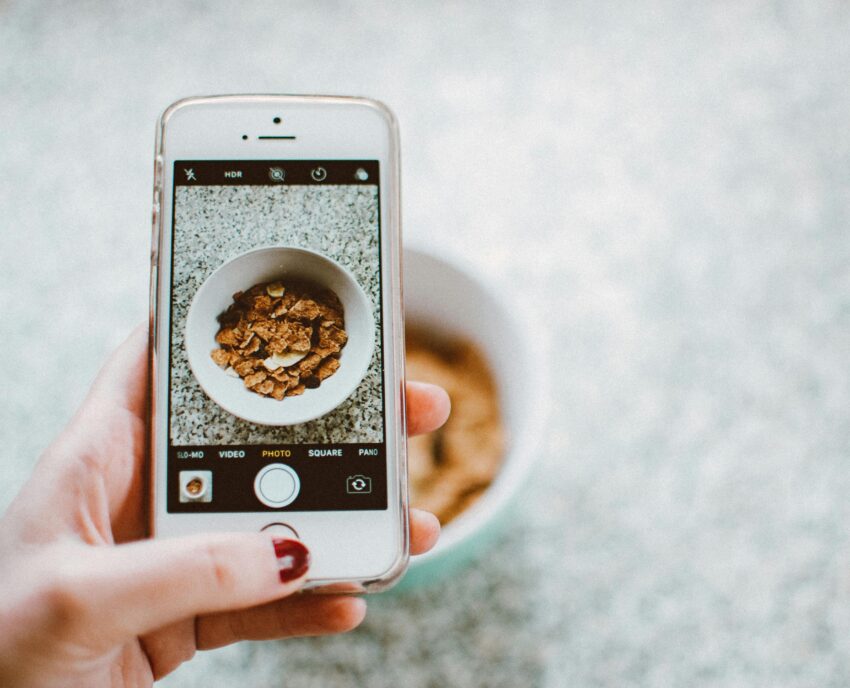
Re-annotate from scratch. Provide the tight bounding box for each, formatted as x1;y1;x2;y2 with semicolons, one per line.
266;282;285;297
263;351;308;371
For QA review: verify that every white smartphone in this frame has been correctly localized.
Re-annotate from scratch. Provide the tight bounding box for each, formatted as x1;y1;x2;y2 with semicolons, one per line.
148;95;408;592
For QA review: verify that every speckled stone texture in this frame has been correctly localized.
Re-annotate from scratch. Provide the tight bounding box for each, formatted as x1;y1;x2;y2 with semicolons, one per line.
2;2;850;687
170;185;383;444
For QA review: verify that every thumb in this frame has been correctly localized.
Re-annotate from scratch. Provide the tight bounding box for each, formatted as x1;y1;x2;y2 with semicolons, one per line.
46;532;310;643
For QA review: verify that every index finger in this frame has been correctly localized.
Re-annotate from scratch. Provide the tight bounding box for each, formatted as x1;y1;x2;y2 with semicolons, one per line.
405;381;450;436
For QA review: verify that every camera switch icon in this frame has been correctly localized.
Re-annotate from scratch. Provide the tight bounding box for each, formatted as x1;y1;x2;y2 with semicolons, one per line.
346;474;372;495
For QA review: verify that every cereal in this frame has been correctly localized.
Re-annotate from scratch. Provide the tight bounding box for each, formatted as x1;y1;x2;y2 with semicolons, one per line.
210;280;347;399
405;331;505;525
210;348;230;367
316;357;340;381
288;298;322;321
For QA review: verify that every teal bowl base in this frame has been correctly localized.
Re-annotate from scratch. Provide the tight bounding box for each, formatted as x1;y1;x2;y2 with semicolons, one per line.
390;495;521;594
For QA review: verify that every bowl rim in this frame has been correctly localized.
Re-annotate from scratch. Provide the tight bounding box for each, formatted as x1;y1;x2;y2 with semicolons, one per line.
184;244;375;426
403;244;549;567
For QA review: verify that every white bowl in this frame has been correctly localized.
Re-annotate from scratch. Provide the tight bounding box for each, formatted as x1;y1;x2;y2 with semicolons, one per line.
401;246;547;588
185;246;375;426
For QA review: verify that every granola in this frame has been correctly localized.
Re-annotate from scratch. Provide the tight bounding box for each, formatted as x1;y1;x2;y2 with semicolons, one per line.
210;280;347;399
406;331;505;524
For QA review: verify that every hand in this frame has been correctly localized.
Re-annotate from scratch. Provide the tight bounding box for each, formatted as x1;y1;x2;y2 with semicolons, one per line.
0;325;450;687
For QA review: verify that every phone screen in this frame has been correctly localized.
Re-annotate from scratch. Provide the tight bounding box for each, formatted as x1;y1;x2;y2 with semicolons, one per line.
166;160;387;513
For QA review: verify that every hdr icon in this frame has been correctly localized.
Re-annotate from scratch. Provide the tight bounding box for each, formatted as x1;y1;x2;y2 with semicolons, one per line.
224;170;242;178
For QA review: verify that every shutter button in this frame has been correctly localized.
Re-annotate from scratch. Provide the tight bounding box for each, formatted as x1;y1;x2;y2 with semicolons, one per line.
254;463;300;508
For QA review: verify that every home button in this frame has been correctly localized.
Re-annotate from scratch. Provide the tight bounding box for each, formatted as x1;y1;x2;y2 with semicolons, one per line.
260;522;299;539
254;463;300;508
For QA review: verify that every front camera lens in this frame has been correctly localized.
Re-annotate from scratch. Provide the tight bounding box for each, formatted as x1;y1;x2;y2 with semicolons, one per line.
273;116;281;124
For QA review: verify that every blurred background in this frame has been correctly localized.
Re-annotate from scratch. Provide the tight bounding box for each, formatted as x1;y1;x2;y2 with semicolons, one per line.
2;1;850;686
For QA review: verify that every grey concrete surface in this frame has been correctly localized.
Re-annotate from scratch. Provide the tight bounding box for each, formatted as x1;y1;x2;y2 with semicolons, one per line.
1;2;850;686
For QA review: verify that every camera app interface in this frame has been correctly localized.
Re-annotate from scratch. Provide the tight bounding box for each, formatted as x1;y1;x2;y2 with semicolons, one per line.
167;160;386;512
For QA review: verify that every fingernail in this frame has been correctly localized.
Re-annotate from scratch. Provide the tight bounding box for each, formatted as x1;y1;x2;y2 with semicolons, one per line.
272;538;310;583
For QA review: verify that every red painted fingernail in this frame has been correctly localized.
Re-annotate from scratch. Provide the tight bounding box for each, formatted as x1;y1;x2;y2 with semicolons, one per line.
272;538;310;583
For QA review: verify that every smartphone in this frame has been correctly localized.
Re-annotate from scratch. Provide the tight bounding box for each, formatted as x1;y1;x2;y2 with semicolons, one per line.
148;95;407;592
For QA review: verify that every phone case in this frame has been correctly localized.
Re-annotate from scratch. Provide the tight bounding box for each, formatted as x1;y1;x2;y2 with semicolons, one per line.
148;95;409;593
